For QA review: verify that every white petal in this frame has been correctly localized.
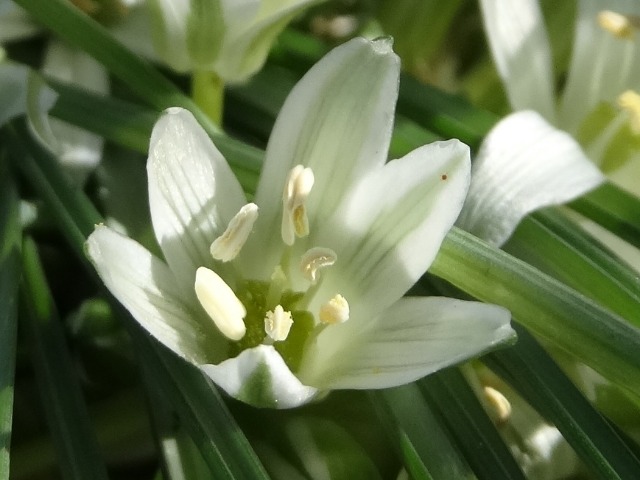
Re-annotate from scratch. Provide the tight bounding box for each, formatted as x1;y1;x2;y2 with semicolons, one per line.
0;62;55;127
41;41;108;183
200;345;318;409
147;107;246;293
457;111;605;246
315;140;470;317
146;0;191;72
479;0;556;121
0;2;40;42
242;37;400;277
214;0;320;82
86;225;226;365
559;0;640;133
298;297;514;390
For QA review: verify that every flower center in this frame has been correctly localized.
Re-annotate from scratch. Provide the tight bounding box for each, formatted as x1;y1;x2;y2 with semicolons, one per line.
194;165;351;372
597;10;640;39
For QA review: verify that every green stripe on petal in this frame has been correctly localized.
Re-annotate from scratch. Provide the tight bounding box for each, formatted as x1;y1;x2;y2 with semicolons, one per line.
242;37;400;278
147;107;246;293
86;225;225;365
200;345;318;409
299;297;514;390
316;139;470;318
479;0;556;121
457;111;604;246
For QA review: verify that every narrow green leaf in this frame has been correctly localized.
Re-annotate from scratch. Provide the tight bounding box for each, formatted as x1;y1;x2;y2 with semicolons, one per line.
429;227;640;401
20;237;109;480
485;325;640;479
3;121;101;258
506;209;640;327
371;385;476;480
0;157;21;480
419;369;526;480
569;182;640;250
48;81;261;193
13;0;219;136
134;335;270;479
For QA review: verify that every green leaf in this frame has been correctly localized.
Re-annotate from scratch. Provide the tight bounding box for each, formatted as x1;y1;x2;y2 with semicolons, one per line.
506;209;640;327
485;325;640;479
20;237;109;480
429;227;640;401
135;336;270;479
569;182;640;251
0;157;21;480
48;80;261;193
371;385;476;480
13;0;219;136
419;369;526;480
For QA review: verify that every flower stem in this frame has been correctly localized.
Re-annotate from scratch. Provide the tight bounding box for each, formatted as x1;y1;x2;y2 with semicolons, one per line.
192;70;225;127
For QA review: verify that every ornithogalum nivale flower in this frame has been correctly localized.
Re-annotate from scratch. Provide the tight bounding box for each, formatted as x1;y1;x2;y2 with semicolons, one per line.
86;38;514;408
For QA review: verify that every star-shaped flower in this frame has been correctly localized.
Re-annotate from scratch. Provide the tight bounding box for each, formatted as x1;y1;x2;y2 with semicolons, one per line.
86;37;514;408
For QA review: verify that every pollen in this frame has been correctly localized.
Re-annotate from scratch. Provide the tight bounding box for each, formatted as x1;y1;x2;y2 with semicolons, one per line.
194;267;247;341
282;165;314;245
597;10;640;39
210;203;258;262
617;90;640;134
319;294;350;324
300;247;337;283
264;305;294;342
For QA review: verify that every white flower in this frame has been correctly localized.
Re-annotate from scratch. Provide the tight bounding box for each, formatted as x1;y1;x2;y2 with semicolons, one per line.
86;38;514;408
457;0;640;246
145;0;322;82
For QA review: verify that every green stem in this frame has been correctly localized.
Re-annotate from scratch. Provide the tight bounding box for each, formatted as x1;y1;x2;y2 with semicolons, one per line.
192;71;225;127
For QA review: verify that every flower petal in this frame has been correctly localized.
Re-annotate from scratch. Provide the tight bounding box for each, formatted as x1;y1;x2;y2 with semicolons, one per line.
146;0;191;72
0;2;40;42
298;297;514;390
313;139;470;317
479;0;556;121
559;0;640;133
200;345;319;409
241;37;400;277
214;0;320;82
86;225;227;365
147;107;246;293
457;111;605;246
41;40;108;183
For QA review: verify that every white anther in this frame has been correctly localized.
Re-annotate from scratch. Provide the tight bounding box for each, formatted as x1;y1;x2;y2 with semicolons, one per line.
264;305;293;342
618;90;640;134
483;386;512;424
319;294;350;324
282;165;314;245
210;203;258;262
194;267;246;341
598;10;640;39
300;247;337;283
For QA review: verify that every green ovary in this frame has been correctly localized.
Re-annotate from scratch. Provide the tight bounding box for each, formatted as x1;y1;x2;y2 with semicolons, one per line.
231;280;315;372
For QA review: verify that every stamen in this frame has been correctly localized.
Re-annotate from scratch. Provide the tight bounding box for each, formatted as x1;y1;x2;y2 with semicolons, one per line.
210;203;258;262
319;294;350;324
282;165;314;245
483;386;512;424
618;90;640;134
194;267;246;341
264;305;294;342
300;247;337;283
598;10;640;39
